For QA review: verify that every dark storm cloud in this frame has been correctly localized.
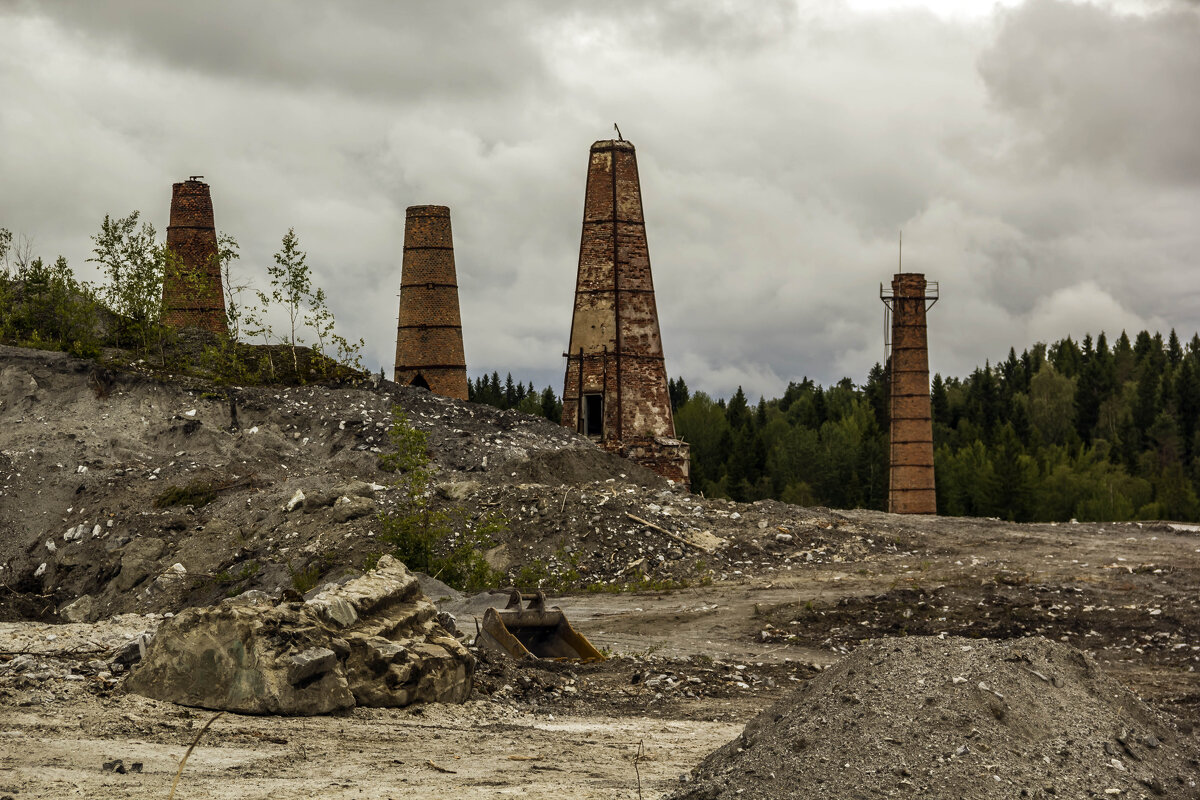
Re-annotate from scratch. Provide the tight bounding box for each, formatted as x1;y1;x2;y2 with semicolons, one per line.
979;0;1200;183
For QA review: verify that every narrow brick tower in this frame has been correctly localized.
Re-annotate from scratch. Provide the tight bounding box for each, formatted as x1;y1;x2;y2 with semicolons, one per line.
561;139;690;485
393;205;468;400
880;272;938;514
163;177;227;333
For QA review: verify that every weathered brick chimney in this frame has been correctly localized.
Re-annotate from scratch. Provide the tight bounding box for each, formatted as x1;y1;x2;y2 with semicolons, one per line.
393;205;468;400
561;139;690;485
882;272;938;514
162;177;228;333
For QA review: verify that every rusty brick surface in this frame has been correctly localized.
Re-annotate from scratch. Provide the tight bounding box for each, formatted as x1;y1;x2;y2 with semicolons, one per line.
393;205;468;400
888;272;936;514
162;179;228;334
561;140;689;485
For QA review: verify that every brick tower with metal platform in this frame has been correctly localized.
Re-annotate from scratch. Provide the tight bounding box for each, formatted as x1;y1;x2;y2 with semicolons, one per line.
880;270;938;513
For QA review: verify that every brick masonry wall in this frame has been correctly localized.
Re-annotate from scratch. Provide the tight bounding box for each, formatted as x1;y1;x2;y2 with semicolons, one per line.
561;140;689;485
394;205;468;401
889;272;936;514
162;180;228;334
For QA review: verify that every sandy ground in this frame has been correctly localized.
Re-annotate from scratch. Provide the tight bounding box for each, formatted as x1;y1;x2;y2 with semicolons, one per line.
0;692;738;800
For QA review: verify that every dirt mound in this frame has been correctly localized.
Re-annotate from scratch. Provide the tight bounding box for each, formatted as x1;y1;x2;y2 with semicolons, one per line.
505;445;665;488
673;636;1200;800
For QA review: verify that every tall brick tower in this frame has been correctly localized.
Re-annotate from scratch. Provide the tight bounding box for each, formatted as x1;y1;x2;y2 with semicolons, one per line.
880;272;938;514
393;205;468;400
163;177;227;333
561;139;690;485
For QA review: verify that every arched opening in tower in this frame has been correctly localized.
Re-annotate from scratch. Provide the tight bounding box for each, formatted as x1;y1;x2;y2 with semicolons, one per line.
410;374;430;390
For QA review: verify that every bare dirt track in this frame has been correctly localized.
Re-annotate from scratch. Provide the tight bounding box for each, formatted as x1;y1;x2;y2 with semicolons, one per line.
3;343;1200;798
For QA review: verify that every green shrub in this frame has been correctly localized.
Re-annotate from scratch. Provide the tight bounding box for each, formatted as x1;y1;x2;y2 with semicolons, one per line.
376;407;504;592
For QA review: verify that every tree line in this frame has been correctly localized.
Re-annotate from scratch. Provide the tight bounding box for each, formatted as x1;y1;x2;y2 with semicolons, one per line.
468;372;563;422
671;329;1200;522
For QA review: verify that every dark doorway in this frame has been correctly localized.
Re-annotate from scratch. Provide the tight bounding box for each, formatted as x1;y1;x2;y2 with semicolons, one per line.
584;393;603;437
411;374;430;390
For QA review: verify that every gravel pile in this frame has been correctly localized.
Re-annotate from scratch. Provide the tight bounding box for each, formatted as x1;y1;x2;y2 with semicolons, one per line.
673;636;1200;800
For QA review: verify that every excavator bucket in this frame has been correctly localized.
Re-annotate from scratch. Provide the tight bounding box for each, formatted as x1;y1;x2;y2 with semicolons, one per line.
475;589;606;662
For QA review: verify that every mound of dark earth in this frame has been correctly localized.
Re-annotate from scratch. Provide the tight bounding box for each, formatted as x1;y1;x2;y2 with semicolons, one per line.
673;636;1200;800
0;344;880;621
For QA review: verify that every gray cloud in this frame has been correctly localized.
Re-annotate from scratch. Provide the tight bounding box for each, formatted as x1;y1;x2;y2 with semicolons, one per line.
18;0;555;102
1;0;1198;400
979;0;1200;183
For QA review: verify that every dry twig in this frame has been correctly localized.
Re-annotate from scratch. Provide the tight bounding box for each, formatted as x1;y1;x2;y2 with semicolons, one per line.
633;739;645;800
167;711;225;800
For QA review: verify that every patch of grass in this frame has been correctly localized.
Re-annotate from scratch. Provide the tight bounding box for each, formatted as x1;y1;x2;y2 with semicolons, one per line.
288;552;338;594
214;560;260;586
154;474;261;510
515;559;551;591
154;480;219;509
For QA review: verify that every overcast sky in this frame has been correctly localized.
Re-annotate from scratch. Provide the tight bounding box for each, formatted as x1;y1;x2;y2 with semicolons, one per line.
1;0;1198;400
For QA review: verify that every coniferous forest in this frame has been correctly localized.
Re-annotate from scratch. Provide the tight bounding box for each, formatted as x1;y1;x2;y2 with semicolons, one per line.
473;330;1200;522
669;330;1200;523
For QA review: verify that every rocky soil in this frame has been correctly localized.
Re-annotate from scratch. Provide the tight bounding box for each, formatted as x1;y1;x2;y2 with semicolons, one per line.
673;636;1200;799
3;343;1200;798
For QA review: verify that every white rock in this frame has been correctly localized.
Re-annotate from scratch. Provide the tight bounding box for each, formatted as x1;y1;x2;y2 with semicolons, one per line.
248;426;259;434
184;409;197;417
45;540;57;553
34;562;46;577
285;489;306;512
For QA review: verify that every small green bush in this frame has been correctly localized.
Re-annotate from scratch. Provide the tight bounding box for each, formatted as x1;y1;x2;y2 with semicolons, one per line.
376;407;504;592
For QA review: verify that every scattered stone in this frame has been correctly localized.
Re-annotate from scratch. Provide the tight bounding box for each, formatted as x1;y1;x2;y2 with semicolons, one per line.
331;495;375;523
114;634;152;667
114;538;166;591
284;489;306;512
437;480;481;502
59;595;94;623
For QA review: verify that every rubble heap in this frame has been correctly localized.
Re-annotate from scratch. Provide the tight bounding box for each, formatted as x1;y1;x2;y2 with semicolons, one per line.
673;636;1200;800
125;556;473;715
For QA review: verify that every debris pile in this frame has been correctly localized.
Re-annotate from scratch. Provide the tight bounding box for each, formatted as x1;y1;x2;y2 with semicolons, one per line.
673;636;1200;800
0;614;157;693
125;556;473;715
